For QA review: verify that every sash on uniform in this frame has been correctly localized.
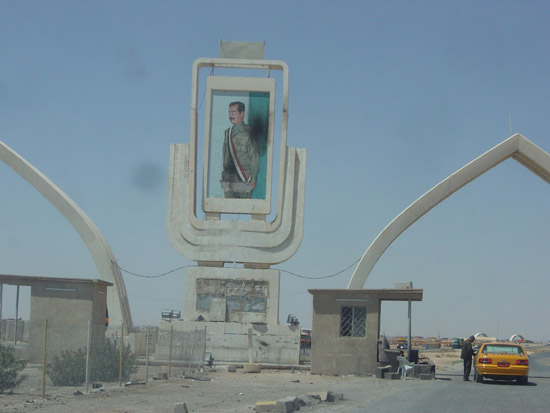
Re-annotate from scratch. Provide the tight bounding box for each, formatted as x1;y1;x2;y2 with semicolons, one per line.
228;125;250;183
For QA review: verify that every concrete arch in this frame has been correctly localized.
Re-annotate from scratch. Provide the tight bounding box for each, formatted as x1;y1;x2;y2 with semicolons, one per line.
510;334;525;342
348;134;550;288
1;141;132;328
475;332;488;338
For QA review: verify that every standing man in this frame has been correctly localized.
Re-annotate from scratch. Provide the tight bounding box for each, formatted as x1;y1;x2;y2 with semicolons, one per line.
221;101;259;199
461;335;476;381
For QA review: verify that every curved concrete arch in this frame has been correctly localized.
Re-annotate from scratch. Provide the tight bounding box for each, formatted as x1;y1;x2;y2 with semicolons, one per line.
475;332;488;338
348;134;550;288
510;334;525;342
1;141;132;328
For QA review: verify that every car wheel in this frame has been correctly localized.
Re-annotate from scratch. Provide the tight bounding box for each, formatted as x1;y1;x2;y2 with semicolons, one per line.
475;371;483;383
518;376;528;385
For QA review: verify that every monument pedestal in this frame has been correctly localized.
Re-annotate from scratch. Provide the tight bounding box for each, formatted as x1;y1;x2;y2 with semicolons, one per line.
184;267;280;325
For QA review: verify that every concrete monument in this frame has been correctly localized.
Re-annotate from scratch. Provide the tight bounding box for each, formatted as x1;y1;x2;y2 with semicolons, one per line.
165;42;306;364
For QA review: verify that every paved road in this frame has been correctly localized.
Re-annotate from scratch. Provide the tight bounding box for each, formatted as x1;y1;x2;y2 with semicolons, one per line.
320;351;550;412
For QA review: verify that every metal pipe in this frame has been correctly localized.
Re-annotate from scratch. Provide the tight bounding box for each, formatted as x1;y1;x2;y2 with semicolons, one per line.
85;320;91;393
407;299;412;360
41;319;48;398
168;324;173;377
119;323;124;387
14;285;19;345
0;283;3;320
145;326;150;384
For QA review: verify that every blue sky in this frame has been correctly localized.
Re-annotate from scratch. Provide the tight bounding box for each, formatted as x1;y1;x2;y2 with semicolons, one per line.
1;1;549;341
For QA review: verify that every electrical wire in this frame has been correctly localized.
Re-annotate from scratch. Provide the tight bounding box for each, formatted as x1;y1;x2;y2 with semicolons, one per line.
117;258;360;280
278;258;360;280
117;265;193;279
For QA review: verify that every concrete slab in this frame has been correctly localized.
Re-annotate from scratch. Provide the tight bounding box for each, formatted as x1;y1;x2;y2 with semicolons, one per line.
384;372;400;380
376;366;389;379
297;394;317;406
256;401;277;412
244;363;262;373
174;402;188;413
275;397;296;413
209;297;226;321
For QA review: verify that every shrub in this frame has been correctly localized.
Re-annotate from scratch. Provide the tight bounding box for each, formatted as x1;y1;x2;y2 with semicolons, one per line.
0;345;27;393
46;338;137;386
89;338;137;382
47;349;87;386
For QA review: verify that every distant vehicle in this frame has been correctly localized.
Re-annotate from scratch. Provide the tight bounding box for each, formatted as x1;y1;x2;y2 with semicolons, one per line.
451;338;463;349
474;342;529;385
161;309;181;321
300;329;311;348
397;338;408;350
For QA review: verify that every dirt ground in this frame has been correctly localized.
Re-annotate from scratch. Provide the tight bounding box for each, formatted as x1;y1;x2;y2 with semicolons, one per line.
0;346;543;413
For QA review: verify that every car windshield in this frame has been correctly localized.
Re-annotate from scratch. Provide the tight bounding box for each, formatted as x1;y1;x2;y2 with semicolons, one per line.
482;345;524;355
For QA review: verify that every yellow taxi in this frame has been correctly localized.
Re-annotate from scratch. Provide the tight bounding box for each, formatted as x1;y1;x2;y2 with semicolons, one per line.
474;342;529;384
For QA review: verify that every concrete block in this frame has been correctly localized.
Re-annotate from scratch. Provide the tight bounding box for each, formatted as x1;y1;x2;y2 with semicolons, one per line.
275;397;297;412
329;391;343;401
290;396;301;409
317;391;329;402
227;365;237;373
413;363;435;377
420;373;433;380
297;394;317;406
384;372;400;380
243;363;262;373
256;401;277;412
376;366;389;379
174;402;188;413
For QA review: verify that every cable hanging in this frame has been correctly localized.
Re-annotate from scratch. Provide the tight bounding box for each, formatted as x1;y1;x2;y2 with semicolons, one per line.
117;258;360;280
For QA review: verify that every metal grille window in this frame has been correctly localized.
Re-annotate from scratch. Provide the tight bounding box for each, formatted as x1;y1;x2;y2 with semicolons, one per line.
340;306;366;337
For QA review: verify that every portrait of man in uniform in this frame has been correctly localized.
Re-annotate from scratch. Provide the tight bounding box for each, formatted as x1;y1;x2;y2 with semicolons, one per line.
202;76;275;214
221;101;259;199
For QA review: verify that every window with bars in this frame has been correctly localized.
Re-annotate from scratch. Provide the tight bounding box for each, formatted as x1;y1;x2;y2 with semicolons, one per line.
339;306;367;337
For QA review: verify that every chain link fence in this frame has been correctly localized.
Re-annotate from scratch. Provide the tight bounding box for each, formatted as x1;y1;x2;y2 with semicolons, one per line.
0;319;206;398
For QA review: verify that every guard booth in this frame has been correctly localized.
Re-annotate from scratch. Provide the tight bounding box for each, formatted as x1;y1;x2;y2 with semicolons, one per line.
308;288;423;376
0;274;112;362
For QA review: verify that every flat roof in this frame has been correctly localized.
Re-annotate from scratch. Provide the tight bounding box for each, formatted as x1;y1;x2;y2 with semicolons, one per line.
308;288;423;302
0;274;113;287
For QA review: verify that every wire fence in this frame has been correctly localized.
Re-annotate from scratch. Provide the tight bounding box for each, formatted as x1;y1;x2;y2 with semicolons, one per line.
0;319;206;398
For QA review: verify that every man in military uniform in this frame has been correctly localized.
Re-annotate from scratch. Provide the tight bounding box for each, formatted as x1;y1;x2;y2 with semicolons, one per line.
221;101;259;198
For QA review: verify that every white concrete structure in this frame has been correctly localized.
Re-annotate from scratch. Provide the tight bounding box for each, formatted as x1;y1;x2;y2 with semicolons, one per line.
163;48;306;365
510;334;525;342
167;57;306;265
348;134;550;288
0;142;132;328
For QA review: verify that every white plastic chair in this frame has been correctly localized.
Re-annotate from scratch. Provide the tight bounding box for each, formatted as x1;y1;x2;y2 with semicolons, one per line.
396;356;414;380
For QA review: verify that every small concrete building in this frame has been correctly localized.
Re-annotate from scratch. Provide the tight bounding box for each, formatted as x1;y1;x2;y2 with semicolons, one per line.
0;274;112;361
308;289;423;376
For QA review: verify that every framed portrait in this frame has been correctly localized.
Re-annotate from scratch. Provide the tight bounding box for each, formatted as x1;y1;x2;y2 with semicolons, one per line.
202;76;275;215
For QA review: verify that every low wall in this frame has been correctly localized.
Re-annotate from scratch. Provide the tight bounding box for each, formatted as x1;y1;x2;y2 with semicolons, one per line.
156;320;300;365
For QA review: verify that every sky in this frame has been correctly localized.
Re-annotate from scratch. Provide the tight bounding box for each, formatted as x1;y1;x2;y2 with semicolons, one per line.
1;1;549;342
